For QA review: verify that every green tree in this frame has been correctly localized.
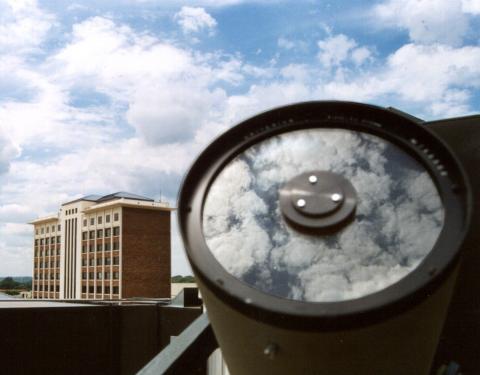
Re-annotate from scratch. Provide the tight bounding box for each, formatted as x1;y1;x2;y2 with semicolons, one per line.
0;277;19;289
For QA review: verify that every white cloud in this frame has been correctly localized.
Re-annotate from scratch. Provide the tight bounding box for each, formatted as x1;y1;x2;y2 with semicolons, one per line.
174;6;217;34
0;0;54;54
277;37;296;50
462;0;480;14
373;0;469;46
317;34;357;68
0;130;19;175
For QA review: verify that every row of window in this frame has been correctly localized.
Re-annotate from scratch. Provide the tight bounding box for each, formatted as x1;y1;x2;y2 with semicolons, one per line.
35;260;60;268
35;224;61;235
34;285;59;292
82;271;119;280
83;213;119;227
82;285;119;294
81;242;119;253
34;272;59;280
65;208;78;215
35;248;60;257
35;236;61;246
82;227;120;240
82;256;119;266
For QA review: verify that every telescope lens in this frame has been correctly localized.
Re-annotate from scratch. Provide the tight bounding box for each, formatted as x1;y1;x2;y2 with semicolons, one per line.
202;128;444;302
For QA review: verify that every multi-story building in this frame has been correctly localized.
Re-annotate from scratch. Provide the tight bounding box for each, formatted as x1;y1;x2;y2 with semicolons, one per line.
30;192;172;300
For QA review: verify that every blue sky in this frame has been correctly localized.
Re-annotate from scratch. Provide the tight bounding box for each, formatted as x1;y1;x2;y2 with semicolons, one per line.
0;0;479;276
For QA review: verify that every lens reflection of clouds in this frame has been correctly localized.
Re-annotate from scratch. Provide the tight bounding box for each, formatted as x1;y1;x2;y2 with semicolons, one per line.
203;129;444;302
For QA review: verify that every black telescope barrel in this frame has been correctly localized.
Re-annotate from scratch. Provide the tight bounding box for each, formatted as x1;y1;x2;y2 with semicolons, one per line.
178;101;472;375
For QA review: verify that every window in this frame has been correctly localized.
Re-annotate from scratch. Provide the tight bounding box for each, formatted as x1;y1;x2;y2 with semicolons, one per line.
105;286;110;294
89;286;94;293
104;271;110;279
82;258;87;266
106;214;110;223
98;216;103;224
82;286;87;293
82;244;86;253
97;272;102;280
113;271;119;279
35;239;38;246
97;229;103;238
90;217;95;225
57;236;60;243
89;244;94;252
40;249;43;256
51;236;55;244
113;226;120;236
97;243;102;252
89;272;94;279
35;249;38;257
113;256;119;265
56;272;59;280
50;273;54;280
45;249;49;256
82;232;87;240
105;257;111;265
56;248;60;256
75;208;77;213
114;212;119;221
56;259;60;267
40;273;43;279
96;285;102;293
89;230;95;239
40;239;44;245
105;228;111;237
46;238;49;245
113;286;119;294
97;257;102;266
89;258;94;266
39;285;43;291
34;273;38;279
113;242;119;250
105;242;111;251
56;285;59;292
50;260;54;268
82;272;87;279
57;224;61;231
34;285;38;291
83;219;87;227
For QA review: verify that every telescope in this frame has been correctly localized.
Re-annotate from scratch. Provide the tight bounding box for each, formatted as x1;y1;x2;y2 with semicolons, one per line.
178;101;472;374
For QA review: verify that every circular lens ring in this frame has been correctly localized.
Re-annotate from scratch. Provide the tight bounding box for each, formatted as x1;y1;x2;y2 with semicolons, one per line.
178;101;471;330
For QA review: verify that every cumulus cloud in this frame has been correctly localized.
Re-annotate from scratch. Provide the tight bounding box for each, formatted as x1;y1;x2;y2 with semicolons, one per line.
0;0;55;54
174;6;217;34
462;0;480;14
373;0;469;46
0;130;19;175
203;129;443;302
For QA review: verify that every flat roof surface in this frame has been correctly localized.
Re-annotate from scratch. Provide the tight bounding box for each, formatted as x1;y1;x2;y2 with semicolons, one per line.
0;301;99;308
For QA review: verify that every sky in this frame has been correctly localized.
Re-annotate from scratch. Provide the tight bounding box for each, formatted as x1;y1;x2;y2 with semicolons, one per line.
0;0;479;277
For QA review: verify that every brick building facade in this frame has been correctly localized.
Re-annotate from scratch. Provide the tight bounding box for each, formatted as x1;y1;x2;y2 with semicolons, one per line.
30;192;172;300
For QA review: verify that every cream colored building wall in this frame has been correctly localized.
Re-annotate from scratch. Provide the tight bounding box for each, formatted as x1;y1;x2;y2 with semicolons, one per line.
171;283;197;298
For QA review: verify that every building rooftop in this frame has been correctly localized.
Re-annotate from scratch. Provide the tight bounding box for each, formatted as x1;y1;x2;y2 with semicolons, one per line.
96;192;154;203
62;191;152;206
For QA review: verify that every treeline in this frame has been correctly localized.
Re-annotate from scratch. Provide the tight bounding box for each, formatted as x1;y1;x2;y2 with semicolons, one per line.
171;275;195;283
0;277;32;294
